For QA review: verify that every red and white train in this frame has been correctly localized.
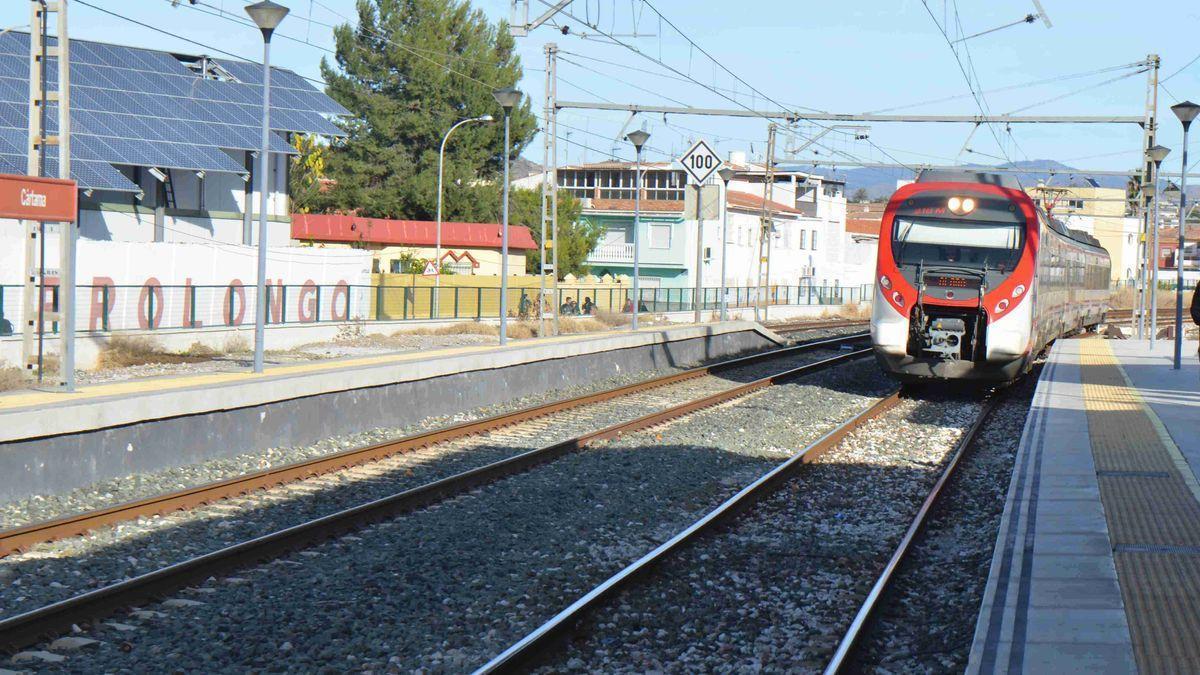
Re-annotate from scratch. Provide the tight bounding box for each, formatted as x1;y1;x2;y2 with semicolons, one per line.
870;171;1111;382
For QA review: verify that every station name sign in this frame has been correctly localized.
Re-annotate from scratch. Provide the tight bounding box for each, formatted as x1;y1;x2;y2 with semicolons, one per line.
0;174;77;222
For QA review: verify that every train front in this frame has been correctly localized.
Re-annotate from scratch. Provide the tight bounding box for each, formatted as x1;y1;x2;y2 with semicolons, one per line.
870;177;1038;382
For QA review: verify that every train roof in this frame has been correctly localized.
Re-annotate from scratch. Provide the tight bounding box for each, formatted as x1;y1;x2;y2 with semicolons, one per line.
1044;211;1108;254
915;169;1024;190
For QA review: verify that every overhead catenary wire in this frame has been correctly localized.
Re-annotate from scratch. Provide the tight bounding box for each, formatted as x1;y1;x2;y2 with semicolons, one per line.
538;0;916;171
864;60;1149;115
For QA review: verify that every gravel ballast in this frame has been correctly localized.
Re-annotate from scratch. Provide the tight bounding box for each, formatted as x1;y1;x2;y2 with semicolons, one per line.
14;358;892;672
1;337;852;529
0;344;867;621
535;393;984;673
849;367;1037;673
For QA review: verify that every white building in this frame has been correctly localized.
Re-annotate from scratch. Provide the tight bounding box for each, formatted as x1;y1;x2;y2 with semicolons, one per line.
515;151;873;295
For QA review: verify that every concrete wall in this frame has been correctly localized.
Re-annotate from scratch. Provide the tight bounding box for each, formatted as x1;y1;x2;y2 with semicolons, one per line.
0;325;781;503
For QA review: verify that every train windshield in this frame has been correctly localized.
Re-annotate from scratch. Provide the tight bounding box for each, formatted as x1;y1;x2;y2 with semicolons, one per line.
892;217;1022;271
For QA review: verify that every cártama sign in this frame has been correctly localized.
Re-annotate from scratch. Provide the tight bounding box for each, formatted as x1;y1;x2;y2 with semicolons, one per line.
0;174;77;222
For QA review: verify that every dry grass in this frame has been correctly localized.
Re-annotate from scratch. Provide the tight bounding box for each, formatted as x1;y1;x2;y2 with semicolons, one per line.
394;315;627;340
0;364;26;392
557;317;612;334
1109;287;1177;310
96;335;211;370
838;302;872;320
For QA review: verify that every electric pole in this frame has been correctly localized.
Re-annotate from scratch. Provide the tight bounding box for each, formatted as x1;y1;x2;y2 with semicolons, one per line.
1136;54;1159;340
756;123;777;323
23;0;74;390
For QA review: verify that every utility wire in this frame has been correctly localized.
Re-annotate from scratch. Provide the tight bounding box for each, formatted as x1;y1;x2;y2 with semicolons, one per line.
539;0;914;170
864;60;1149;114
1004;68;1147;115
919;0;1012;163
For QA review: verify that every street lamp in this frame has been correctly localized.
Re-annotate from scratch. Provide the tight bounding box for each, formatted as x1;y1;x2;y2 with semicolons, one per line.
436;114;493;316
717;166;735;322
1170;100;1199;370
1146;144;1170;348
245;0;288;374
626;129;650;331
492;87;522;346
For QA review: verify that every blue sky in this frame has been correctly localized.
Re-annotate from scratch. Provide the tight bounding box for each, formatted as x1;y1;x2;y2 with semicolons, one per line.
7;1;1200;174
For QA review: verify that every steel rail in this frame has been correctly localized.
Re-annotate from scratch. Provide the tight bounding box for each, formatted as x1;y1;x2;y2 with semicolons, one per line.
0;346;873;652
772;319;870;333
474;390;904;675
823;394;1001;674
0;333;867;558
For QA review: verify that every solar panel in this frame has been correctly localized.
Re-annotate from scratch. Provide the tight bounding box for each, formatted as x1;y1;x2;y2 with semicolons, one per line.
0;32;347;191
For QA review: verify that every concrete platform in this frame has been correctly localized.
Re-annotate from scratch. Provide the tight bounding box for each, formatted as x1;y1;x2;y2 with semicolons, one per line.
969;337;1200;674
0;321;784;502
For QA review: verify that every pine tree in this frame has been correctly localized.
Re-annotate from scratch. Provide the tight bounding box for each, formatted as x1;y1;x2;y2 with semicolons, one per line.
306;0;537;220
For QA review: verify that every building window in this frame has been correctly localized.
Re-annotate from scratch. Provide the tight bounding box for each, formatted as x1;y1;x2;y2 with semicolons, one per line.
389;259;402;273
560;169;596;199
648;223;672;249
644;170;685;200
823;183;842;198
1066;199;1084;209
810;230;818;250
798;229;806;250
797;184;816;203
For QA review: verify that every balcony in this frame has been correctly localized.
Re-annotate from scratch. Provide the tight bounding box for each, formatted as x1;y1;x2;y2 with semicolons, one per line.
591;241;635;263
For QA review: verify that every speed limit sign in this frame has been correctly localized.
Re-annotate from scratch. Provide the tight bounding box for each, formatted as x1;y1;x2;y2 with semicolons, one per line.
678;139;722;184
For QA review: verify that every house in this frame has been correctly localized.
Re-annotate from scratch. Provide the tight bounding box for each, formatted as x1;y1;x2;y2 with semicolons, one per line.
1157;225;1200;276
1027;181;1138;283
290;214;537;276
514;151;868;291
0;31;347;246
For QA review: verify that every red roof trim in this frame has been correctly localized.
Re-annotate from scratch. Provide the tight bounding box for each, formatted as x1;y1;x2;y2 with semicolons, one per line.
726;190;801;215
291;214;538;250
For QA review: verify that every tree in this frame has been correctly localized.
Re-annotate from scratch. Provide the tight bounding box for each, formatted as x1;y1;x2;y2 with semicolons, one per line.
304;0;537;220
506;188;601;279
850;187;870;203
289;134;328;214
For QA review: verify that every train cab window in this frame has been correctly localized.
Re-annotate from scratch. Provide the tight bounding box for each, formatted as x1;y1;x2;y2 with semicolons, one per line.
892;217;1022;271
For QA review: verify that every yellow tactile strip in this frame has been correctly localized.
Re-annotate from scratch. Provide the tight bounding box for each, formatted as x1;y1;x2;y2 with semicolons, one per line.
1113;552;1200;674
1081;339;1200;673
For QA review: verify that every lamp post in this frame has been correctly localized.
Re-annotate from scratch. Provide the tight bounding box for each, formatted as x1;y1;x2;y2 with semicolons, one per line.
1170;101;1199;370
1147;144;1171;348
492;87;522;346
717;167;735;322
436;114;493;317
626;130;650;331
245;0;288;374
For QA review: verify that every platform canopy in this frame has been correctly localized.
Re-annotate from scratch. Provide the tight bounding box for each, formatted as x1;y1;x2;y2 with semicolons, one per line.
0;31;348;192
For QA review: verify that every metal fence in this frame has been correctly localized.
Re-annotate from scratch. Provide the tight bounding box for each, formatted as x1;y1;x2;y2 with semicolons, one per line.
0;283;871;336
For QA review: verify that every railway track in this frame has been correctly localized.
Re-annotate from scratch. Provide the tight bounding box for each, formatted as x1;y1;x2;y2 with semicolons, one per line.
474;390;997;674
771;318;869;334
0;335;872;653
0;332;867;559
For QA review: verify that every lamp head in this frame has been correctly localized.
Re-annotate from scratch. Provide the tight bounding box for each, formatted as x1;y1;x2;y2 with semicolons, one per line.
625;129;650;151
717;167;735;183
478;114;495;123
1172;101;1200;130
1147;144;1171;166
491;87;522;113
245;1;289;40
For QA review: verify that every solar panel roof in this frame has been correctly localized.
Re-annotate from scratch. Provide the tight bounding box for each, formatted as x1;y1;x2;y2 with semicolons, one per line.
0;31;348;192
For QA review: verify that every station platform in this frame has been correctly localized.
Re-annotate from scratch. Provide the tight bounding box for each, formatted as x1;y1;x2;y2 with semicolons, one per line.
969;337;1200;674
0;322;785;502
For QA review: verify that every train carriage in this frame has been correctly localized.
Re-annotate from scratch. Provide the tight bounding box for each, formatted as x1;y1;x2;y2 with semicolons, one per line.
870;171;1110;382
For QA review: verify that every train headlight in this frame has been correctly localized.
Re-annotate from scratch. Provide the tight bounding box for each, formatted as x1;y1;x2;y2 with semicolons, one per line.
1012;284;1025;298
892;291;905;308
879;275;892;290
947;196;977;215
995;298;1010;313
